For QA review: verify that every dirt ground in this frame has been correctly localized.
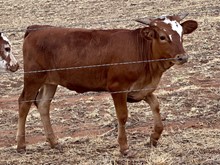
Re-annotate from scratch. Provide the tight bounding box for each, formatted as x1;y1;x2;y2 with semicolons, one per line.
0;0;220;164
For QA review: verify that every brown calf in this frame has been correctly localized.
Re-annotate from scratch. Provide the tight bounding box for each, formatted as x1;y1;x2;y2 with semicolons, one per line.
17;13;198;155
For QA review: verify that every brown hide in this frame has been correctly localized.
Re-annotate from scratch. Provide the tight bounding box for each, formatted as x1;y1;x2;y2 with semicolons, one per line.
23;26;152;94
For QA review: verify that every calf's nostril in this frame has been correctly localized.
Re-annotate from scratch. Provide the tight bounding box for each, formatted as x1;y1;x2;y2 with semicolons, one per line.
9;63;19;72
176;55;183;61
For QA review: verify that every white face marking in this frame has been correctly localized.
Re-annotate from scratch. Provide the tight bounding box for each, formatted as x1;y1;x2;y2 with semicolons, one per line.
0;59;7;71
159;15;166;19
0;33;18;71
4;44;10;57
4;45;18;67
1;33;11;45
163;17;183;41
169;34;173;41
9;51;18;67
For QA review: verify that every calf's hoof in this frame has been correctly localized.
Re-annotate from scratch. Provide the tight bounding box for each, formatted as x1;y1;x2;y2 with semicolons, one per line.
120;149;136;158
52;143;64;152
150;137;158;147
46;138;59;149
17;146;26;154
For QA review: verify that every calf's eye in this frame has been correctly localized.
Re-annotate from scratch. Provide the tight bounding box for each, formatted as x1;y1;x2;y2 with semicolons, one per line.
160;36;166;40
5;47;10;52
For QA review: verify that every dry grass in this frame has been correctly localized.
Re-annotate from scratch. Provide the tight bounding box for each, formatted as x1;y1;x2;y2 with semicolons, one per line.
0;128;220;164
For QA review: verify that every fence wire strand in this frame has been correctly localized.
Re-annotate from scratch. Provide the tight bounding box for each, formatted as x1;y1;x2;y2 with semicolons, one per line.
0;81;219;104
1;58;177;74
0;10;219;33
0;80;220;139
0;49;219;75
0;82;220;138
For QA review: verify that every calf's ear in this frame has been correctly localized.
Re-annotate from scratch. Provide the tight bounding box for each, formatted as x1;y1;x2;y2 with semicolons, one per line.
141;27;156;40
181;20;198;34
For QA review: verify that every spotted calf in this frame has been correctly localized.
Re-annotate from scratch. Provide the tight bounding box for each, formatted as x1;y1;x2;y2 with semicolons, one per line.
0;33;19;72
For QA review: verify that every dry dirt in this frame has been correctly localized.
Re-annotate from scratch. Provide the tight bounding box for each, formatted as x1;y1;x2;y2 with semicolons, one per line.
0;0;220;164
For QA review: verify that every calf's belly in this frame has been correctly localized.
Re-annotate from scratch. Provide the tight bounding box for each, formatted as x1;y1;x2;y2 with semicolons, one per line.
46;71;108;93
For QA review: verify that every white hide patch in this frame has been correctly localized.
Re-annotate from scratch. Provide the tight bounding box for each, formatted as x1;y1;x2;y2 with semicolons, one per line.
0;33;18;69
4;44;10;57
169;34;173;41
163;17;183;40
1;33;11;45
9;51;18;67
0;59;7;70
4;45;18;67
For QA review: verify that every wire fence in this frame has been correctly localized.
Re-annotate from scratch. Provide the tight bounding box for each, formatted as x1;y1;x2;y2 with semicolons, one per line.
0;49;219;103
0;8;219;148
0;49;219;74
0;78;219;105
0;48;218;103
0;82;220;131
1;58;178;74
0;9;219;33
0;82;219;140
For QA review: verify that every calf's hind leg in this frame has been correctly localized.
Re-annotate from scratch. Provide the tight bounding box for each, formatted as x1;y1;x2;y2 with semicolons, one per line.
35;84;58;148
17;85;42;152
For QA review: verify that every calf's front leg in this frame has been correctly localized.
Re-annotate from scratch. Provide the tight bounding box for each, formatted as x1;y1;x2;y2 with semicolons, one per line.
111;93;129;155
144;93;163;146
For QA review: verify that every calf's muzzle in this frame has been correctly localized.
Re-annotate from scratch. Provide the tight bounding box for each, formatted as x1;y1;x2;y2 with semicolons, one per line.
175;54;189;65
7;63;19;72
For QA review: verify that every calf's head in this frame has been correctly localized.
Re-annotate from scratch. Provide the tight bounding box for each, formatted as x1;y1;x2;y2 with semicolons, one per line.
136;12;198;65
0;33;19;72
